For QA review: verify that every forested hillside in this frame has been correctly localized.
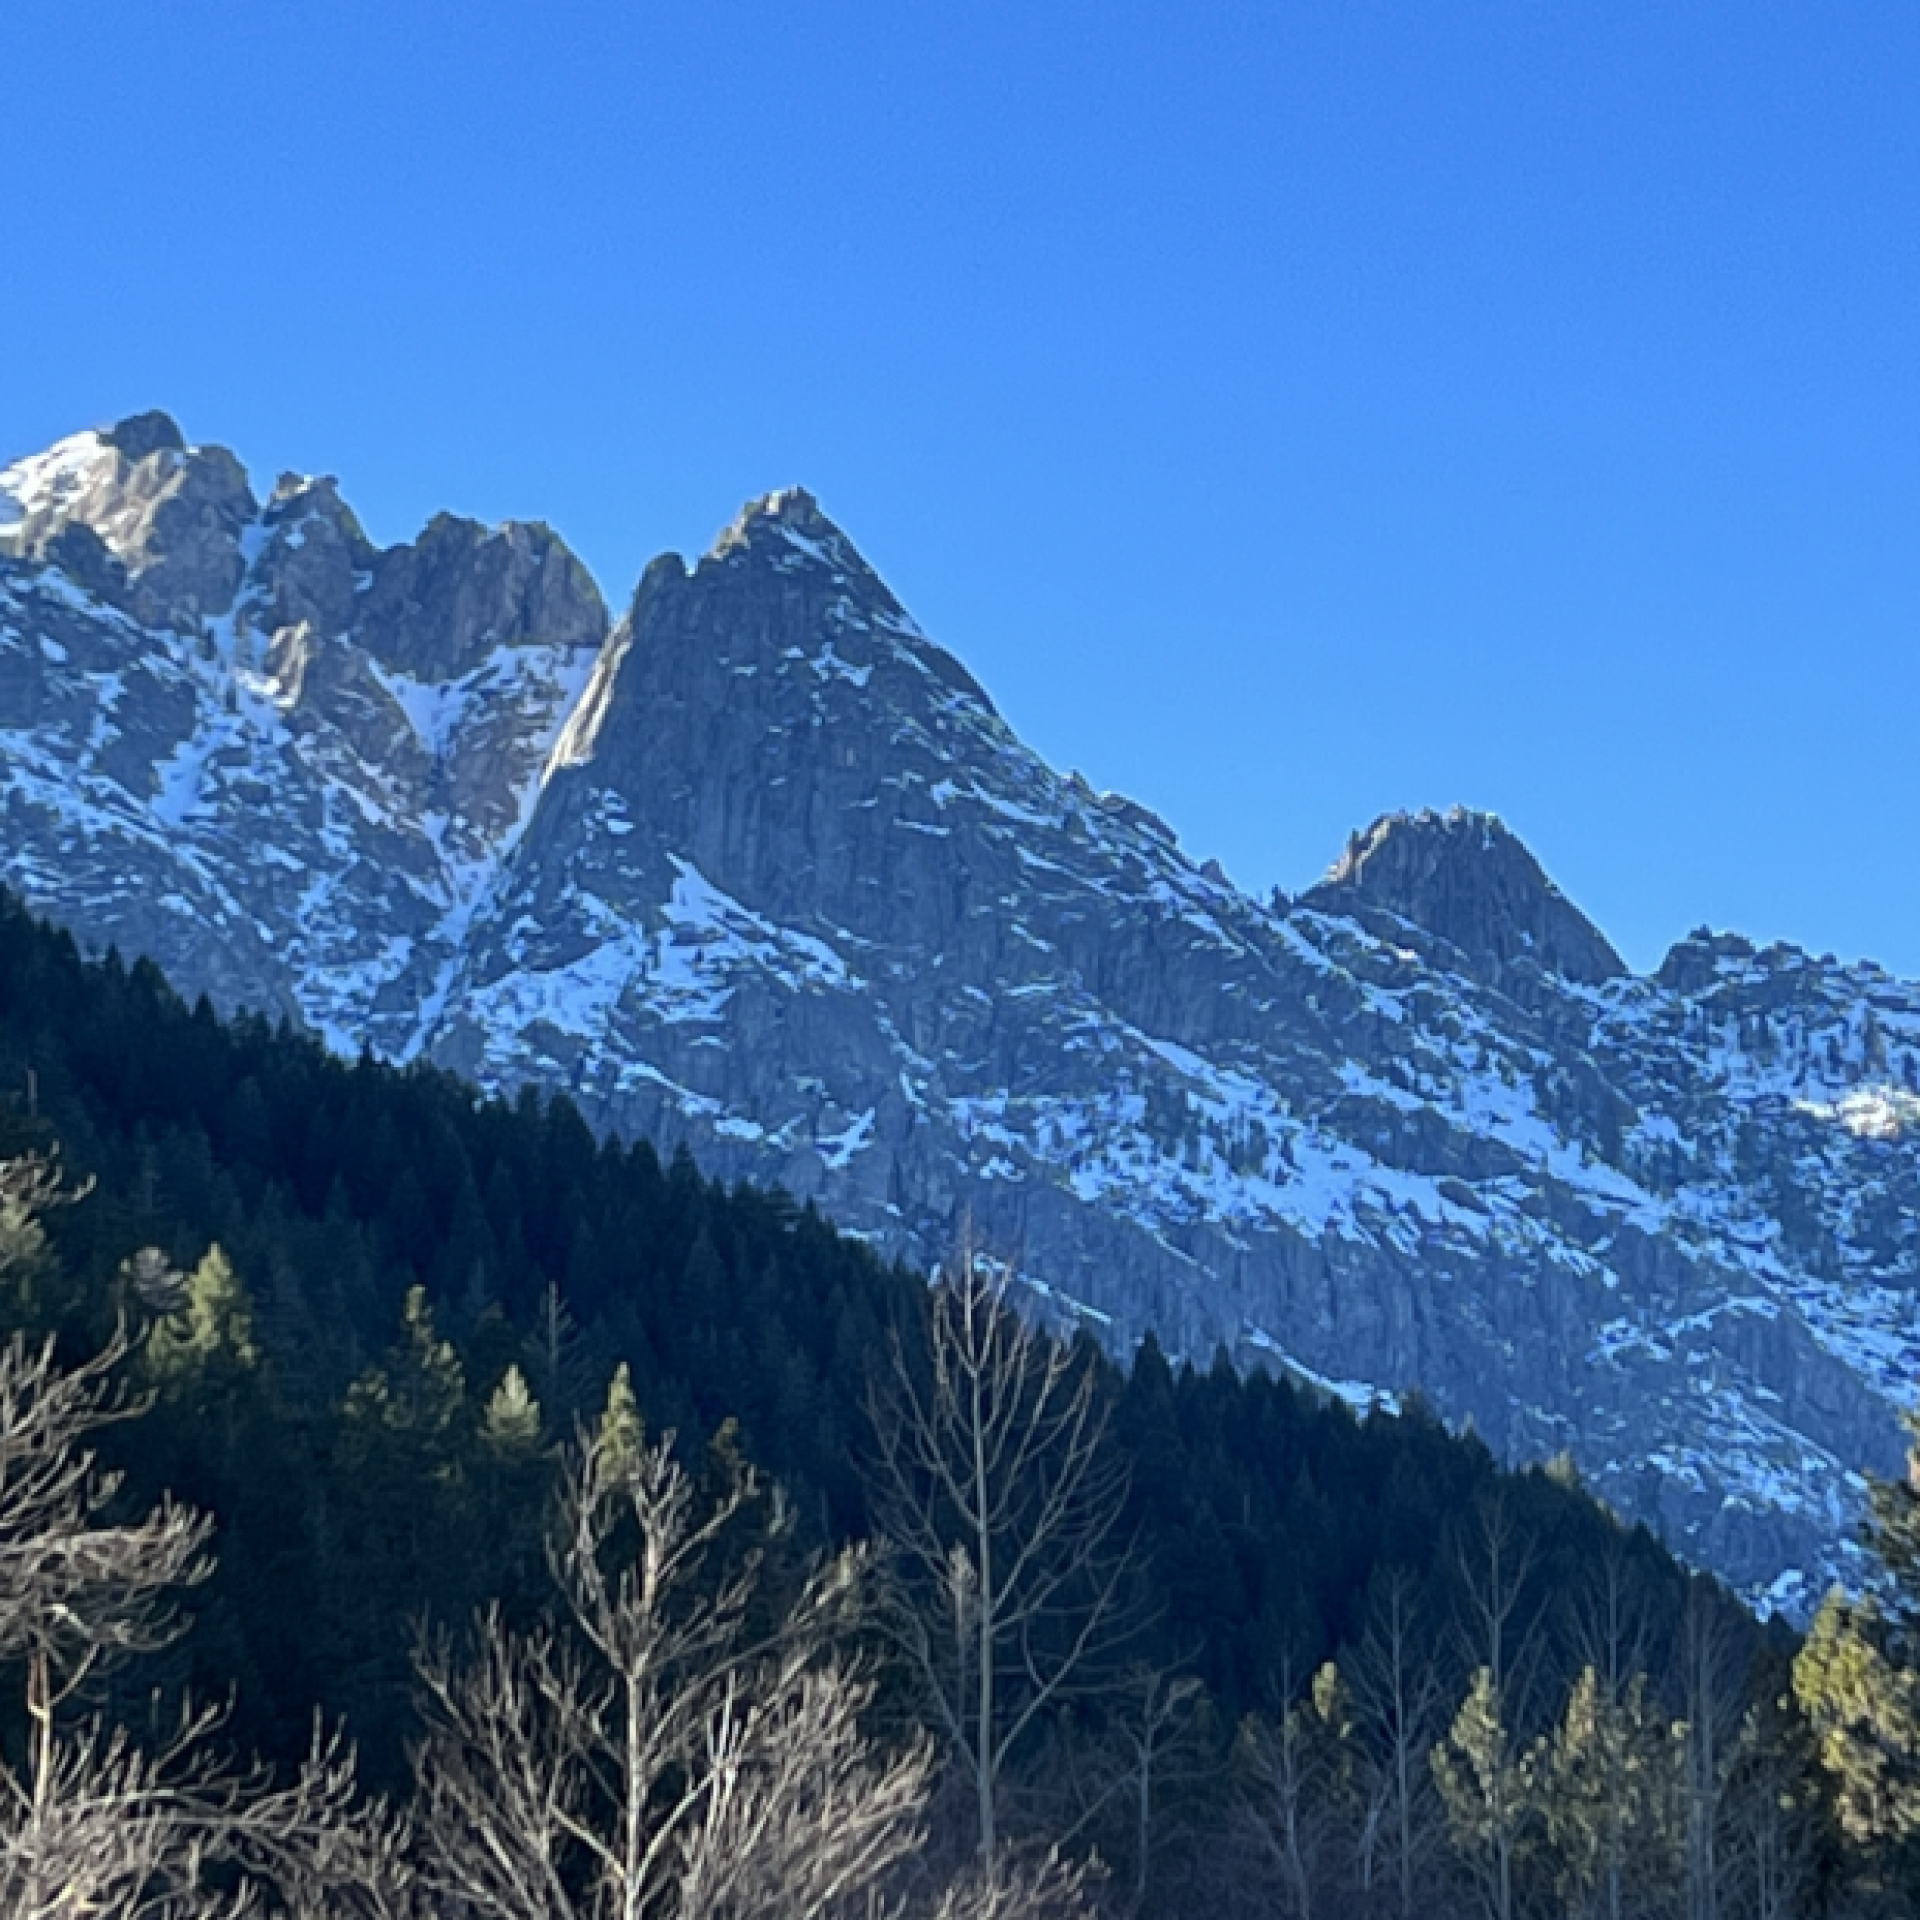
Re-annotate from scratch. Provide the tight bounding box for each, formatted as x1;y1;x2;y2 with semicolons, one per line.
4;885;1910;1914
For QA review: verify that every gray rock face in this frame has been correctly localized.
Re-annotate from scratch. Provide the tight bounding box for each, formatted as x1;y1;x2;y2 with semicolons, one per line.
1309;807;1627;987
103;411;187;461
4;426;1918;1613
358;513;605;682
250;475;374;640
0;416;256;631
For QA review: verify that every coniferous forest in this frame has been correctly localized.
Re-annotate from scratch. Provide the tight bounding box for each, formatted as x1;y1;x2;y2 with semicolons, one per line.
4;885;1920;1916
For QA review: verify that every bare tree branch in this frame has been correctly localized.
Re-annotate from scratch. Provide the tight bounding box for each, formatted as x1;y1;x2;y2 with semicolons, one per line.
413;1380;976;1920
0;1208;402;1920
864;1238;1138;1859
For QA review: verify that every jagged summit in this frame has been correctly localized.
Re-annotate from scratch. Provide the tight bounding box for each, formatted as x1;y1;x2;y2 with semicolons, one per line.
753;483;827;527
605;479;996;726
565;477;995;816
619;486;903;650
103;410;187;459
353;513;606;682
1306;805;1627;987
0;416;254;630
706;484;855;566
0;416;607;677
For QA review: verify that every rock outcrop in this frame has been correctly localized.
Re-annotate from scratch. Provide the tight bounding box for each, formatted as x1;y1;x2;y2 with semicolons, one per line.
0;412;256;630
1309;807;1627;987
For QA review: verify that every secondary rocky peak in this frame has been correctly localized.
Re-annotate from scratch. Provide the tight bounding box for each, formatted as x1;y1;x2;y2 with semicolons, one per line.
103;410;187;461
1655;927;1760;996
247;475;377;642
1307;806;1627;986
0;419;256;631
355;512;608;683
260;472;366;545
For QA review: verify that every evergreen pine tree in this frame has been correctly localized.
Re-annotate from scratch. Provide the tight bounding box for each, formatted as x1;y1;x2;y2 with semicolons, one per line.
1434;1668;1535;1920
1795;1411;1920;1899
1533;1666;1682;1920
146;1243;259;1382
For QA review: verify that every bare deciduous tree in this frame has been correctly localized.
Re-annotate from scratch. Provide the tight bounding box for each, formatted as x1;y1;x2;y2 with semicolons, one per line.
1676;1581;1749;1920
1347;1570;1448;1920
1527;1552;1683;1920
0;1315;403;1919
1234;1665;1352;1920
412;1364;1020;1920
676;1650;939;1920
865;1242;1135;1859
0;1705;368;1920
1031;1659;1207;1913
260;1738;421;1920
0;1321;214;1858
927;1849;1093;1920
1721;1699;1817;1920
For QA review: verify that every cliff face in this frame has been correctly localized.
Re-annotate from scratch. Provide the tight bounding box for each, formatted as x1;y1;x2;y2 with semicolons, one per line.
6;419;1919;1610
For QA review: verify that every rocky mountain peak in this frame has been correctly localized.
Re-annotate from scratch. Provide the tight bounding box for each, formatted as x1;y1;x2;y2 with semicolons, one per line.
758;483;827;526
354;513;608;683
246;475;377;643
0;415;255;631
705;485;866;574
261;473;365;544
1656;928;1759;995
720;482;829;535
1307;806;1627;986
568;484;997;748
103;410;188;460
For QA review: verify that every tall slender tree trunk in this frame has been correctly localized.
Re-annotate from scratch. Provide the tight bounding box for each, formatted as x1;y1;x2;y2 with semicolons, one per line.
1134;1744;1152;1914
28;1647;52;1821
974;1365;996;1859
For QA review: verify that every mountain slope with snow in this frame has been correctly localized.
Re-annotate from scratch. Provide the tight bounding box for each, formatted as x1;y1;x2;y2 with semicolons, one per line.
4;414;1917;1609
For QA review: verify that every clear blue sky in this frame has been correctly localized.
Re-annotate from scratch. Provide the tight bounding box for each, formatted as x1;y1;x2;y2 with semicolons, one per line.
4;3;1917;975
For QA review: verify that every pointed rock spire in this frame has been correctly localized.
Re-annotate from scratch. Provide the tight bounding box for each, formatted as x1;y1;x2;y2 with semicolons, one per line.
701;485;876;578
103;411;187;461
248;474;377;641
1307;806;1626;985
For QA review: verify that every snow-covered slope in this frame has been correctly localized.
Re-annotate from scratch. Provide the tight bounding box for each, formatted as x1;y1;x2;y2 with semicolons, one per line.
4;416;1917;1610
0;414;607;1053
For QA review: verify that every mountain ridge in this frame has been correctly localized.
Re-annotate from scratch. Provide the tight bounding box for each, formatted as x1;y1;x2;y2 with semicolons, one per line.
4;411;1918;1611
